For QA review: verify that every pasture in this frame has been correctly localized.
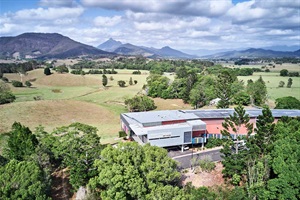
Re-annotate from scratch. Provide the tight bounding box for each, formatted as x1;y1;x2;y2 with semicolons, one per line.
238;72;300;101
0;69;151;143
223;62;300;72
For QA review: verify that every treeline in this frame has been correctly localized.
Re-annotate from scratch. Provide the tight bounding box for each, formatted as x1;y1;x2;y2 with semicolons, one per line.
146;65;267;108
71;68;118;75
69;58;214;73
0;60;40;75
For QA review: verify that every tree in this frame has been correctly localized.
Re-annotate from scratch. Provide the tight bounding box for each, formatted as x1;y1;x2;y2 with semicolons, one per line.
129;77;133;85
267;119;300;200
287;78;293;88
50;123;103;190
275;96;300;109
232;91;251;106
248;76;267;106
118;80;126;87
55;65;69;73
0;82;16;105
25;81;32;87
216;70;237;108
89;142;181;199
134;80;137;84
278;81;285;87
5;122;38;161
44;67;51;75
221;104;253;154
279;69;288;76
0;160;51;199
102;74;108;87
11;80;23;87
125;95;156;112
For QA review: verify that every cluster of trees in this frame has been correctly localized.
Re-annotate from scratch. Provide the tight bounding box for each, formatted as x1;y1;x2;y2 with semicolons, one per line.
275;96;300;109
280;69;299;77
146;66;267;108
71;68;118;75
220;106;300;199
0;60;40;74
125;95;156;112
278;78;293;88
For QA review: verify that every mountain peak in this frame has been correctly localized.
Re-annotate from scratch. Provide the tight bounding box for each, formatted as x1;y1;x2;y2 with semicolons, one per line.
98;38;122;51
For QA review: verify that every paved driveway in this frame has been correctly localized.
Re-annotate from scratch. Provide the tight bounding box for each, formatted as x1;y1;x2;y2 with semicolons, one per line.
169;147;223;169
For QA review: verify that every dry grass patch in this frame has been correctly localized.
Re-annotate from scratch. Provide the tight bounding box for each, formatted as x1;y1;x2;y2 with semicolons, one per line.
0;100;120;142
35;73;101;87
154;98;193;110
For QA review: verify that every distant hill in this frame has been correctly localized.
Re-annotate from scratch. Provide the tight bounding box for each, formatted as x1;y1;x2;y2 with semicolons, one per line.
0;33;113;59
203;48;300;59
98;38;196;59
97;38;122;51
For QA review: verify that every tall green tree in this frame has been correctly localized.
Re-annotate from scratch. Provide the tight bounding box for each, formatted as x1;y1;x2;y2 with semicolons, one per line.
89;142;181;200
275;96;300;109
5;122;38;161
221;104;253;154
44;67;51;75
216;70;237;108
125;95;156;112
102;74;108;87
129;77;133;85
287;78;293;88
247;76;267;106
0;160;51;199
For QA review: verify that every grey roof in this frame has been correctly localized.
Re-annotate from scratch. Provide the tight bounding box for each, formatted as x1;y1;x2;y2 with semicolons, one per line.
184;109;300;119
122;110;199;124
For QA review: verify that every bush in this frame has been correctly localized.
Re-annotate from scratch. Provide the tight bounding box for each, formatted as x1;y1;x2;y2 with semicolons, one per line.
275;96;300;109
134;80;138;84
118;80;126;87
55;65;69;73
25;81;32;87
125;95;156;112
118;131;127;138
0;92;16;104
198;156;216;172
278;81;285;87
11;80;23;87
280;69;288;76
205;138;227;148
44;67;51;75
132;70;141;75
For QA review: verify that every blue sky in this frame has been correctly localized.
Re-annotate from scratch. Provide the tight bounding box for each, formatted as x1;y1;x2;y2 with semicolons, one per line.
0;0;299;50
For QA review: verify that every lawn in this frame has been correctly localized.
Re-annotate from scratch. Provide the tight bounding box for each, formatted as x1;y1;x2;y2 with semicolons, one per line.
238;72;300;101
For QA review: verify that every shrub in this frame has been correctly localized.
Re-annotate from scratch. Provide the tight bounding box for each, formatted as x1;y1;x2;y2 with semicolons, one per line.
205;138;227;148
25;81;32;87
198;156;216;172
0;92;16;104
134;80;138;84
275;96;300;109
280;69;288;76
118;80;126;87
118;131;127;138
44;67;51;75
132;70;141;75
278;81;285;87
11;80;23;87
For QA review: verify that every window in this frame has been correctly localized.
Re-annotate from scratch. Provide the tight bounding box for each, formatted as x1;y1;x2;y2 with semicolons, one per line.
184;131;192;143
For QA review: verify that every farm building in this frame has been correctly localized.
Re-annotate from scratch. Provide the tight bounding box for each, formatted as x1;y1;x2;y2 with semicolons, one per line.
120;109;300;150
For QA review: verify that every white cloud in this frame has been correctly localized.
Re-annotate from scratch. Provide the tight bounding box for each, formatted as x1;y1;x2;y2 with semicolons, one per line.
94;16;122;27
14;7;84;21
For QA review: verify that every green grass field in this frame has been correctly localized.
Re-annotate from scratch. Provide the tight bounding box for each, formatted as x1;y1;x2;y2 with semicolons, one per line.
1;67;298;143
223;62;300;72
238;72;300;101
1;69;150;143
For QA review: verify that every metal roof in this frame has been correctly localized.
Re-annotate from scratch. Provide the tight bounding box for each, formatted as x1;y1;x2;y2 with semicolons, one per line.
129;122;192;136
184;109;300;119
122;110;199;124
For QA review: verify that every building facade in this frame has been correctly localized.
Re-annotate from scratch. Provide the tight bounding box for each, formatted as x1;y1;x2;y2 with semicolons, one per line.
120;109;300;150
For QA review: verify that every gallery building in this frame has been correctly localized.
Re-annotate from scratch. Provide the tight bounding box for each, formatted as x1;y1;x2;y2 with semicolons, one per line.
120;109;300;150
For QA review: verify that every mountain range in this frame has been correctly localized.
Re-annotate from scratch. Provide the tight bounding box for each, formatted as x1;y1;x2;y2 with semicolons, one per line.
0;33;299;59
0;33;112;59
202;48;300;59
97;38;196;59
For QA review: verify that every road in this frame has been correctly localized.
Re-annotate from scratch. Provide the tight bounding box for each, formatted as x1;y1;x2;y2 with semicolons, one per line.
171;148;222;169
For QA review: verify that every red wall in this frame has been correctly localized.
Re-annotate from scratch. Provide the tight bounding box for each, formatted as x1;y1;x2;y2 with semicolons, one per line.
192;130;206;137
162;120;186;125
202;118;257;135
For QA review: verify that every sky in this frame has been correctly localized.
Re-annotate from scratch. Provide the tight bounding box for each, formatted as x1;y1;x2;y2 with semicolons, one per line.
0;0;299;50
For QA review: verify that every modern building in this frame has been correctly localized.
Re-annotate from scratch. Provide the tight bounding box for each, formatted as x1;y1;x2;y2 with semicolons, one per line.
120;109;300;150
